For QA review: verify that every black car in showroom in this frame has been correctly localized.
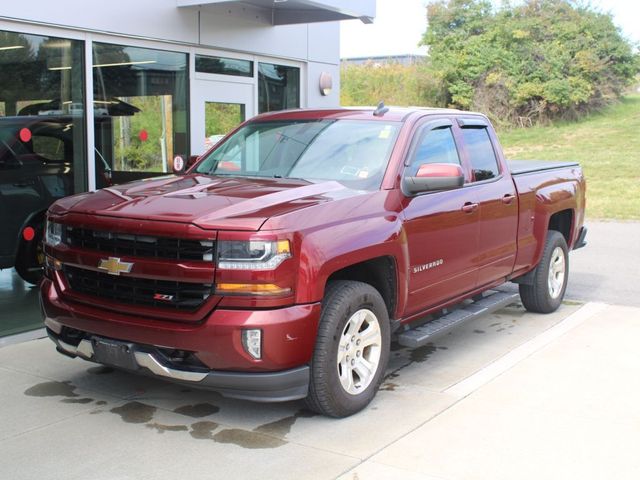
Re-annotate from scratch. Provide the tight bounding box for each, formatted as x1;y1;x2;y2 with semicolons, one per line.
0;115;111;284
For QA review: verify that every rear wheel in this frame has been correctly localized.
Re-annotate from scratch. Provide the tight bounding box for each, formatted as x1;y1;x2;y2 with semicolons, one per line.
519;230;568;313
305;280;390;418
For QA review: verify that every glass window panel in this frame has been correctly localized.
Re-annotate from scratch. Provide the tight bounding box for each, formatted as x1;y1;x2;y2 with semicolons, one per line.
461;127;500;181
93;42;188;186
195;55;253;77
409;127;460;174
0;29;85;336
258;63;300;113
204;102;245;151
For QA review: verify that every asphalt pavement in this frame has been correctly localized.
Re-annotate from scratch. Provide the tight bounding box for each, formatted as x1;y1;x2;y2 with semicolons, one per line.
566;220;640;306
0;220;639;480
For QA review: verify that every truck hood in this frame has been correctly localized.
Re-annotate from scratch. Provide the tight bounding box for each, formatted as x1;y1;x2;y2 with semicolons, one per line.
55;174;353;231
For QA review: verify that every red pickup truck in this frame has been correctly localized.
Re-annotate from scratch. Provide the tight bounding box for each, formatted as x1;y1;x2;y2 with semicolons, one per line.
41;105;586;417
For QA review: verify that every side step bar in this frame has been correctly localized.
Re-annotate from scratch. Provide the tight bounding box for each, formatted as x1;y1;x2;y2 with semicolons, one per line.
397;290;520;348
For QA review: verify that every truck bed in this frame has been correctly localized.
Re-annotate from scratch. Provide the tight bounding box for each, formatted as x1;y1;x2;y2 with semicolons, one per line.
508;159;579;175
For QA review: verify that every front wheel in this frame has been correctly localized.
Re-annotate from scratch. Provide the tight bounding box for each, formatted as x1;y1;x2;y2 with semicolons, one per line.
15;222;45;285
519;230;569;313
305;280;390;418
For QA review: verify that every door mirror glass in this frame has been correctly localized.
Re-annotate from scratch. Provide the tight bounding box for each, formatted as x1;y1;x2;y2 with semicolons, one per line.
404;163;464;195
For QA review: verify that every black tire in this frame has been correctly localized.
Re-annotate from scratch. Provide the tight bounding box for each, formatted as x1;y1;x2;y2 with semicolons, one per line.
15;223;45;285
519;230;569;313
305;280;390;418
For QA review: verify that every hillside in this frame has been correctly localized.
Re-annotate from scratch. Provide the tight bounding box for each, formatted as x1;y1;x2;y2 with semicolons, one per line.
499;94;640;220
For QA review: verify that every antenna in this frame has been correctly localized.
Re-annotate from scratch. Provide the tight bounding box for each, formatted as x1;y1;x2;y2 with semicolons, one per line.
373;101;389;117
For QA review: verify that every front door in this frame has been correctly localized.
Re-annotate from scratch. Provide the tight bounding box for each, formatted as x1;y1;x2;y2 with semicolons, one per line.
191;79;255;156
402;119;480;316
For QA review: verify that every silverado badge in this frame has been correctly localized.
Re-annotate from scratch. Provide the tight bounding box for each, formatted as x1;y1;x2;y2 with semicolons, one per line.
98;257;133;276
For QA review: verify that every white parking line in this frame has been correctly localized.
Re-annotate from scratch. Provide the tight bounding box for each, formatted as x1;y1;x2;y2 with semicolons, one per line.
444;302;609;398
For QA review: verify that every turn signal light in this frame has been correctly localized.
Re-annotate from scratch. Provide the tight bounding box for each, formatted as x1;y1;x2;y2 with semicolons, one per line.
215;283;291;296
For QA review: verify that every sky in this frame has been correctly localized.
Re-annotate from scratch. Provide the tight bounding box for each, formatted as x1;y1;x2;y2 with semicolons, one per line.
340;0;640;59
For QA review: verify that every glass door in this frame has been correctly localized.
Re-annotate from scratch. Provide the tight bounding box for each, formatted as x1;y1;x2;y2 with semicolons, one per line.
190;79;254;156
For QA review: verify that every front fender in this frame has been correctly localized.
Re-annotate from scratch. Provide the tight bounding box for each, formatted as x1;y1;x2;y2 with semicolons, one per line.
294;215;407;311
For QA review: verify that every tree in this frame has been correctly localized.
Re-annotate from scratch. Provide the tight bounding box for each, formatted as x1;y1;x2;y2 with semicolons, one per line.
422;0;639;124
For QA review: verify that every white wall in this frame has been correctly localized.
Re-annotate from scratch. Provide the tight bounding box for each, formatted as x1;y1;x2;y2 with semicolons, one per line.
0;0;341;107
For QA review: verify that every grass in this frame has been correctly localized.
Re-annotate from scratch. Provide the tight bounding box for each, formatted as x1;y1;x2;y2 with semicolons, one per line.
499;94;640;220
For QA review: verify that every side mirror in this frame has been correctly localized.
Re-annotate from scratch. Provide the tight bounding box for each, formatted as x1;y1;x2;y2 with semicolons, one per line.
403;163;465;195
172;155;199;175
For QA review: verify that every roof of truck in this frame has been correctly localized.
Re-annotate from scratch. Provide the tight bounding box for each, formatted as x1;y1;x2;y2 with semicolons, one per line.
251;106;482;123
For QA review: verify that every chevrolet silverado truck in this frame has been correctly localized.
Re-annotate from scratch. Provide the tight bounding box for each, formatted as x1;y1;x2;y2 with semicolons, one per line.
41;105;587;417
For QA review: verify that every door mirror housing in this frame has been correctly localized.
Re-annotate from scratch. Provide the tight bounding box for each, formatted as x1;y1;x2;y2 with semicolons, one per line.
403;163;465;195
172;155;199;175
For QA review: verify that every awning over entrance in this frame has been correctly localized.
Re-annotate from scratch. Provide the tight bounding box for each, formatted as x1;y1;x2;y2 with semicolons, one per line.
177;0;375;25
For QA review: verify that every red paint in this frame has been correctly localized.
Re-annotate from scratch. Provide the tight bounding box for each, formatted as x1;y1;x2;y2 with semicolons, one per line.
19;128;32;142
22;226;35;241
41;107;585;386
138;129;148;142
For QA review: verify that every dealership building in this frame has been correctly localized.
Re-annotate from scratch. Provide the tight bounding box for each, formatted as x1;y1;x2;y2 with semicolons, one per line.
0;0;375;341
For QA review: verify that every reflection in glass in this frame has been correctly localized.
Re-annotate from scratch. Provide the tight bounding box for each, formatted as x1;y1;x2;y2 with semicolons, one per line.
0;29;85;336
93;43;188;184
258;62;300;113
196;55;253;77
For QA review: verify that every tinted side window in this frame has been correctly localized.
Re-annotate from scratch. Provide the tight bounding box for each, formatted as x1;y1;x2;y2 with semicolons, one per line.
33;136;66;161
461;127;500;181
409;127;460;174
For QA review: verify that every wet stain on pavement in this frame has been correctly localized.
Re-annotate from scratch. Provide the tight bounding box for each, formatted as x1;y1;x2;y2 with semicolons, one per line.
24;381;78;398
254;409;315;437
174;403;219;418
61;397;94;404
147;422;189;434
95;400;107;406
473;329;486;334
213;428;286;449
110;401;157;424
410;343;447;363
87;366;114;375
380;382;398;391
189;421;219;440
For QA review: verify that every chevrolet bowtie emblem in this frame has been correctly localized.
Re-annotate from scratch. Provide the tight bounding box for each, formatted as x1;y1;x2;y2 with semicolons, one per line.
98;257;133;276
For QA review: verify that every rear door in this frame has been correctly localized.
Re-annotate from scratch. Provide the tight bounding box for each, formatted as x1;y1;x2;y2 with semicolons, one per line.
402;119;480;315
457;118;518;287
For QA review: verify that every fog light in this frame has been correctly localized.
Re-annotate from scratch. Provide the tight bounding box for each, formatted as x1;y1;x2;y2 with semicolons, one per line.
242;329;262;360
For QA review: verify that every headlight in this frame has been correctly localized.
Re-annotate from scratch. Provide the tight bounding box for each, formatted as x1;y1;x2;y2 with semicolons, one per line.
45;220;63;247
217;240;291;270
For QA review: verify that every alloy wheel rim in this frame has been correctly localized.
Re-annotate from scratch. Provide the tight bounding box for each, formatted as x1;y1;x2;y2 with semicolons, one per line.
336;309;382;395
548;246;566;299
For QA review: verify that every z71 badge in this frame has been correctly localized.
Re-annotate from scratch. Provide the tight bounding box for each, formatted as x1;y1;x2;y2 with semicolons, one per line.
412;259;444;274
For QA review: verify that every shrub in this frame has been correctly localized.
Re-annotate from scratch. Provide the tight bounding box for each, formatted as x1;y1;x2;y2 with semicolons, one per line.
422;0;639;125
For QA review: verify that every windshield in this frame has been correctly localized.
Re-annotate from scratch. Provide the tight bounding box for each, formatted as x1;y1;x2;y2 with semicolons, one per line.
195;119;401;190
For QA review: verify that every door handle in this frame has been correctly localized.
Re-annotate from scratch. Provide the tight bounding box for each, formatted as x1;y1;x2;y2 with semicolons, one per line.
462;202;479;213
502;194;516;204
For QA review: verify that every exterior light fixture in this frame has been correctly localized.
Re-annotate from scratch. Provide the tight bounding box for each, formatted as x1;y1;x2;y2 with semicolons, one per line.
319;72;333;96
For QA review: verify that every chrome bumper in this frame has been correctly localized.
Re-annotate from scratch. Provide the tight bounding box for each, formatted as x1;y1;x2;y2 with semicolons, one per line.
49;330;309;402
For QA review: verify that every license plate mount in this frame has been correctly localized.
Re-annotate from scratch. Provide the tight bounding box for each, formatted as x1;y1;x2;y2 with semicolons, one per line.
91;337;139;371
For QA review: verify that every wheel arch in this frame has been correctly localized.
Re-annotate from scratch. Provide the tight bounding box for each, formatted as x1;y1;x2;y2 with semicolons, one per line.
324;256;399;323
